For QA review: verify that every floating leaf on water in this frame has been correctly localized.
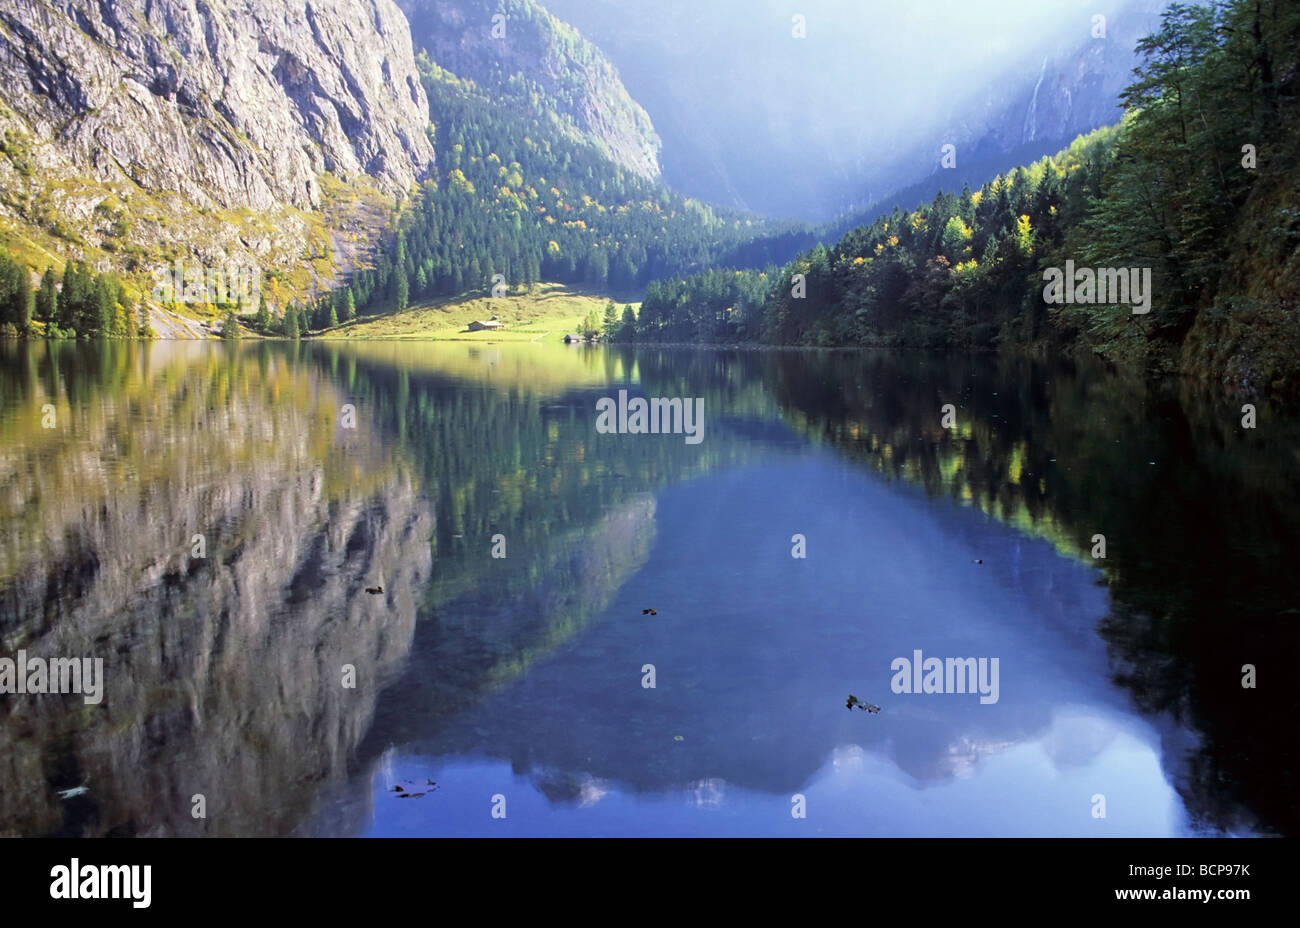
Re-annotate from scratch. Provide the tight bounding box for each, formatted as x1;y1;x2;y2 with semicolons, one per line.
847;695;881;713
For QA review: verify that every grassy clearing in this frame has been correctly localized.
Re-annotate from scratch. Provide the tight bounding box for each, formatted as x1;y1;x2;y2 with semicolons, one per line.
323;341;628;391
321;282;637;342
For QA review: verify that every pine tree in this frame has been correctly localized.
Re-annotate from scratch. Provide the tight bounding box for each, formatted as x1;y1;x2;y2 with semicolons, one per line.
221;305;239;340
35;268;57;325
13;263;32;334
58;262;83;331
76;273;111;337
395;270;409;312
395;235;408;276
0;255;31;333
116;292;133;336
94;275;116;336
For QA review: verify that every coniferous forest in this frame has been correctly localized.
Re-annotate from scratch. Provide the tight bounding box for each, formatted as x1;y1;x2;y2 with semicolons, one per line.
325;55;807;321
629;0;1300;390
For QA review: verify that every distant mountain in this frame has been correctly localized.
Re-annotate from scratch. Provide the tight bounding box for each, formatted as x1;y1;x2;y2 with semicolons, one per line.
397;0;661;180
543;0;1170;222
836;0;1171;223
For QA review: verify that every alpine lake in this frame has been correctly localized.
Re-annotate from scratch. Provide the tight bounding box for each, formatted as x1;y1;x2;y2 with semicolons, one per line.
1;339;1295;837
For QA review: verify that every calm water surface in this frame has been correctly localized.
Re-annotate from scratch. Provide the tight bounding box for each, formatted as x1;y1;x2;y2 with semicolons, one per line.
0;340;1295;836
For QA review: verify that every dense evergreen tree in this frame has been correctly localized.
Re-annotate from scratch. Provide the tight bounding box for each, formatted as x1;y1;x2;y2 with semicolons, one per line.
394;269;409;313
618;304;637;341
84;274;116;337
35;268;57;324
57;262;89;331
221;305;240;340
0;254;32;334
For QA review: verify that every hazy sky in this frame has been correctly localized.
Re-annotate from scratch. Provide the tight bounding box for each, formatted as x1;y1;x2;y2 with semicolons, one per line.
541;0;1162;218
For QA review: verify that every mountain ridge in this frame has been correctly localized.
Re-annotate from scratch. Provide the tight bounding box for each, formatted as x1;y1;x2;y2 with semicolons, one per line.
398;0;660;181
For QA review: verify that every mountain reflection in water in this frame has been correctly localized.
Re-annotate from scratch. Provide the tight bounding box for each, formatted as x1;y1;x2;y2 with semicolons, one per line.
1;341;1294;836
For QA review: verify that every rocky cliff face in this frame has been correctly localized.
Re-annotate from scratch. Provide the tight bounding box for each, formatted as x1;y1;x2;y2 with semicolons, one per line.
0;0;434;212
0;0;662;328
0;0;438;327
399;0;660;180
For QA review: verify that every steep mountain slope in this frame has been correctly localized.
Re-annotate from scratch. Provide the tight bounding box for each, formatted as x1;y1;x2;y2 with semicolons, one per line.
0;0;435;318
397;0;659;180
0;0;433;211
